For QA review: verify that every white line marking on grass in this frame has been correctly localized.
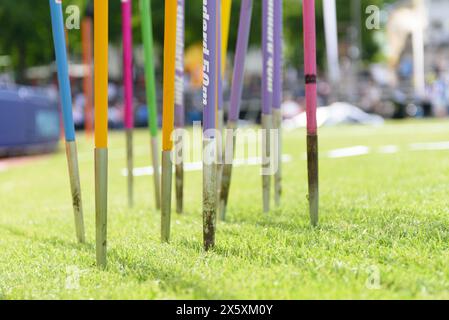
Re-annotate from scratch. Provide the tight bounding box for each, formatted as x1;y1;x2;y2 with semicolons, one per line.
324;141;449;159
117;139;449;176
378;145;399;154
409;141;449;151
122;154;293;177
327;146;371;159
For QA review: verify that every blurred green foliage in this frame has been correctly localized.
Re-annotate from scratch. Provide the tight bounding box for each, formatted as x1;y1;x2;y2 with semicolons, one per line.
0;0;394;83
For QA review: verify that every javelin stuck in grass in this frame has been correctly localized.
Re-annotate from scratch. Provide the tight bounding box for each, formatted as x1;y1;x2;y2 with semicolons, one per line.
303;0;319;226
140;0;161;210
261;0;274;213
49;0;85;244
175;0;185;215
203;0;219;250
216;0;232;216
216;4;223;213
273;0;283;206
94;0;109;267
122;0;134;208
161;0;177;243
219;0;253;220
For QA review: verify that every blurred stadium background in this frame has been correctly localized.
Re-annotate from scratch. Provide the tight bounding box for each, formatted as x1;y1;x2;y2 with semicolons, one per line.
1;0;449;156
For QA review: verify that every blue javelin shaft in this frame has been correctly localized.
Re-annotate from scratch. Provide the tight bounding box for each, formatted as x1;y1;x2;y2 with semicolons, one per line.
49;0;76;142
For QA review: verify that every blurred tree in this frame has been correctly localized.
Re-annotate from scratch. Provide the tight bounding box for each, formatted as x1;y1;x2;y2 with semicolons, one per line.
0;0;86;82
0;0;394;84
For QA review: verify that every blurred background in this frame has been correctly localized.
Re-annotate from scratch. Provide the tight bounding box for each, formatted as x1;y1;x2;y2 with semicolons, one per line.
1;0;449;156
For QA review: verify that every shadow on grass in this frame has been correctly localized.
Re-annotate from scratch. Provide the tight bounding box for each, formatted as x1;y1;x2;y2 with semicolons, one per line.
175;238;204;253
106;245;232;299
0;224;95;252
225;212;322;234
0;224;231;298
175;236;259;260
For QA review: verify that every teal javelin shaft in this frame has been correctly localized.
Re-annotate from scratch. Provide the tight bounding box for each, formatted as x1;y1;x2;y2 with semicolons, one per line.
140;0;158;137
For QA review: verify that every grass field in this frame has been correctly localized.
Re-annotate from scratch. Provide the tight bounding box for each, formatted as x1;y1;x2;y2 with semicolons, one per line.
0;120;448;299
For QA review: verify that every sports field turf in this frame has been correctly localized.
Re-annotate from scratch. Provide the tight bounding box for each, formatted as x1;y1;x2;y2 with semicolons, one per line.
0;120;448;299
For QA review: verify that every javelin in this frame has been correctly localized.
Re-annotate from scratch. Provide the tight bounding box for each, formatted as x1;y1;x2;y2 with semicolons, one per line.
303;0;319;226
219;0;253;220
49;0;85;243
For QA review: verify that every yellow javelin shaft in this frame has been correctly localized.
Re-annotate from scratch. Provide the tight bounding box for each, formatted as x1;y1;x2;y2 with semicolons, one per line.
221;0;232;76
94;0;108;148
162;0;177;151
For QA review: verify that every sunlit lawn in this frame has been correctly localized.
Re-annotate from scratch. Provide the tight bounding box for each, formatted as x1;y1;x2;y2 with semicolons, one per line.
0;119;448;299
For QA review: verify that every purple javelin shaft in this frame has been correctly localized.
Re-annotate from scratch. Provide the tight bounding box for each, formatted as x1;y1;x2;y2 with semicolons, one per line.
203;0;217;134
228;0;253;122
272;0;282;109
175;0;185;128
217;2;223;112
262;0;274;115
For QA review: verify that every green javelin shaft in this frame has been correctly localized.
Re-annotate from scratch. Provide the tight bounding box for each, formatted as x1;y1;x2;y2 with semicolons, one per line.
141;0;161;209
140;0;158;136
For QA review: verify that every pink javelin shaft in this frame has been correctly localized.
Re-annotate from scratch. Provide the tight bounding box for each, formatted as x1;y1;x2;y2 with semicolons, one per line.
303;0;317;135
122;0;134;129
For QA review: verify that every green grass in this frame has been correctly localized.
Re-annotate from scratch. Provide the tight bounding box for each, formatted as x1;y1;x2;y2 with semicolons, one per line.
0;119;448;299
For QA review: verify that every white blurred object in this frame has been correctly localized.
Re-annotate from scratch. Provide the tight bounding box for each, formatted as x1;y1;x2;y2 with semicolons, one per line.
283;102;384;130
323;0;340;84
370;64;394;86
281;100;302;119
386;0;427;97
